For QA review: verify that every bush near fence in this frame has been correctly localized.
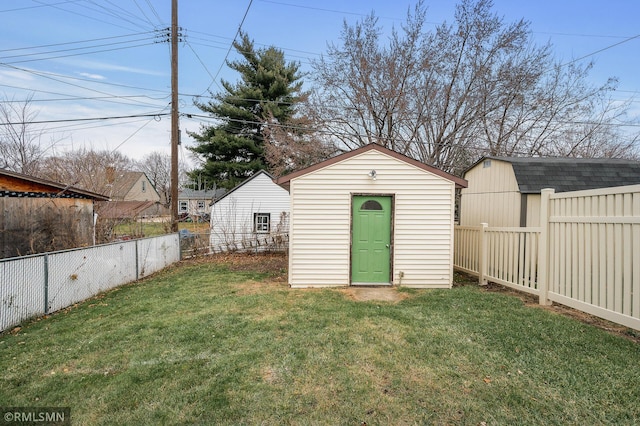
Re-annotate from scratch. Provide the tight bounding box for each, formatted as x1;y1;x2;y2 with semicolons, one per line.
454;185;640;332
0;234;180;333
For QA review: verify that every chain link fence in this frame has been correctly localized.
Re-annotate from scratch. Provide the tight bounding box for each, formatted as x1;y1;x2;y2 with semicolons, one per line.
1;234;179;333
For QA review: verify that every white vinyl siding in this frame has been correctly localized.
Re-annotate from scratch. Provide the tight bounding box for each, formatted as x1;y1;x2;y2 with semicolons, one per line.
288;150;455;288
460;159;521;226
210;172;289;248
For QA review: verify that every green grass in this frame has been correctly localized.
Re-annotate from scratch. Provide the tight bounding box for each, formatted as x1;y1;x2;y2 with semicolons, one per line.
1;255;639;425
113;220;209;238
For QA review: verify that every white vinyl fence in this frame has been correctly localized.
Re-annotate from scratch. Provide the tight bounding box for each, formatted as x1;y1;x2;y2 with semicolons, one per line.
454;185;640;331
1;234;179;333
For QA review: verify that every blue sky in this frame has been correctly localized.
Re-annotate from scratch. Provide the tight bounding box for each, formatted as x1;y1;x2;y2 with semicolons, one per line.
1;0;638;163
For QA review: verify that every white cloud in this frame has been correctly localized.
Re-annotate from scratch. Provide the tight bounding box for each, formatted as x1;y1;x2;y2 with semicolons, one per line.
63;58;167;77
77;72;106;80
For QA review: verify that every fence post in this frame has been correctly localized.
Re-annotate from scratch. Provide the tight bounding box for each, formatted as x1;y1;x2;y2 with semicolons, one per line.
538;188;554;305
135;239;140;281
479;223;488;285
43;254;49;314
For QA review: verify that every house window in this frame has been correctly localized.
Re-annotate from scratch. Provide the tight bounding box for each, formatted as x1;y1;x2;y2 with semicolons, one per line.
179;201;188;212
197;200;205;210
142;181;147;192
254;213;270;233
483;160;492;168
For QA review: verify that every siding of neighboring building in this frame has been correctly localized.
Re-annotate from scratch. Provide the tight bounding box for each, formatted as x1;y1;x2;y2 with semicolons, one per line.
209;171;289;248
178;189;222;216
0;169;108;258
287;149;457;288
100;171;160;202
119;173;160;202
460;157;640;227
524;194;541;227
460;158;521;226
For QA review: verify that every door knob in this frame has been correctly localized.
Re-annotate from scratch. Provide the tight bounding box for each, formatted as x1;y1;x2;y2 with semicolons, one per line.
385;244;390;248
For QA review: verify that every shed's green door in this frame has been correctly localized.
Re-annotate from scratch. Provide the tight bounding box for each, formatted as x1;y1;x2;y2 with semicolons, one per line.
351;195;392;285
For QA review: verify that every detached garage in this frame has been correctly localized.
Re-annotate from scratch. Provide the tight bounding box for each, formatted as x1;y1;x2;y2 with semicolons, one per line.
276;144;467;288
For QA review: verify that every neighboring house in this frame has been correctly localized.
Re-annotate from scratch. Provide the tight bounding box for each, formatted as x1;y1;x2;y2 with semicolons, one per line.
460;156;640;227
95;171;164;220
178;188;225;219
275;143;468;289
0;168;109;258
210;170;289;249
105;171;161;202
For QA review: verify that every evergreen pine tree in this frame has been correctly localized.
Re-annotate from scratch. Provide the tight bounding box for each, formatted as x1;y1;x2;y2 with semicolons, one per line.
188;32;304;189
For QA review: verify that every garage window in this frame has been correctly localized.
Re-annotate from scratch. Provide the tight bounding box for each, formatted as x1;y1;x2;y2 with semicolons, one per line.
254;213;270;233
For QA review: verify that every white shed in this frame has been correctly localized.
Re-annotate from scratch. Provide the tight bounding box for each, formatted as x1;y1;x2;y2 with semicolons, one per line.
209;170;290;250
276;144;468;288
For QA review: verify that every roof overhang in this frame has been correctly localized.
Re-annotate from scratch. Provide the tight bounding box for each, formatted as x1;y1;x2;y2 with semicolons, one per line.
275;144;468;189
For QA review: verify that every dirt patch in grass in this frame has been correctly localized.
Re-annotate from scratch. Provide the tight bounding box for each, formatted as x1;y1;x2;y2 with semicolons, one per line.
182;252;288;279
340;287;409;303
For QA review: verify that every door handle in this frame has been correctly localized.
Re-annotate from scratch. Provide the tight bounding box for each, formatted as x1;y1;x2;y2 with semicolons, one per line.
385;244;390;248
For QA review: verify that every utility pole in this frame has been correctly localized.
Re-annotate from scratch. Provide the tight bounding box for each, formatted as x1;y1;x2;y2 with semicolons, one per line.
170;0;179;232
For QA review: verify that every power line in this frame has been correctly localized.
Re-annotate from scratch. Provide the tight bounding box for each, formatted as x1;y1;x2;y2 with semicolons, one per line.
203;0;254;95
0;83;168;110
0;112;170;126
0;63;168;96
0;0;82;13
30;0;149;33
143;0;165;27
0;31;155;54
559;33;640;69
0;36;157;64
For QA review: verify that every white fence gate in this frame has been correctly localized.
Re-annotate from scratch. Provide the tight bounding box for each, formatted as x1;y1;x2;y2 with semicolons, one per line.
1;234;180;333
454;185;640;331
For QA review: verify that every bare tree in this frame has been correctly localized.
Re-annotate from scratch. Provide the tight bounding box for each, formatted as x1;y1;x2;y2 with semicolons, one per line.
262;113;334;177
0;94;59;175
309;0;639;175
39;148;133;194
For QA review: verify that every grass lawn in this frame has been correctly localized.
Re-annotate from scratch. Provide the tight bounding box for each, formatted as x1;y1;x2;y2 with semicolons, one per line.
1;254;639;425
112;220;210;238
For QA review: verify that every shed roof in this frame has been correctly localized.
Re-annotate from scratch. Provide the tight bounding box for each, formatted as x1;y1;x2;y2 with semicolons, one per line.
470;156;640;193
212;170;276;205
0;168;109;200
275;144;468;189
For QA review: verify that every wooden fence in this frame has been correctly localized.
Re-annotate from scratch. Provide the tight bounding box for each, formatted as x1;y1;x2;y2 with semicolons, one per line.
454;184;640;331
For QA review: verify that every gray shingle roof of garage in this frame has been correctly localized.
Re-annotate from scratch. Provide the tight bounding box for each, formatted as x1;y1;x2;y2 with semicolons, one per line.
487;157;640;193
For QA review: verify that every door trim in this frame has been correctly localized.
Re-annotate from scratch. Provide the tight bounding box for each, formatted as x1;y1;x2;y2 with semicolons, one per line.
349;193;394;286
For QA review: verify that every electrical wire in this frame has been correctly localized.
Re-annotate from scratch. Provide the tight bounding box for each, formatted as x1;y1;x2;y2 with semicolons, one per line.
0;31;156;54
0;36;158;64
559;34;640;70
202;0;254;95
30;0;149;33
0;63;168;96
0;112;170;126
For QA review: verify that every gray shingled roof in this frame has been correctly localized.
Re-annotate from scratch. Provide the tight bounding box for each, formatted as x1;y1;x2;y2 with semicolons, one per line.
178;188;226;200
488;157;640;193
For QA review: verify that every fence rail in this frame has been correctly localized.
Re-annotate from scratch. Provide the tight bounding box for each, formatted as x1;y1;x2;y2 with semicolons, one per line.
454;184;640;331
1;234;179;333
